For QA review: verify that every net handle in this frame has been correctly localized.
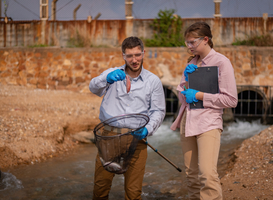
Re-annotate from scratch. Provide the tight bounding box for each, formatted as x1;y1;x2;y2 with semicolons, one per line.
143;139;182;172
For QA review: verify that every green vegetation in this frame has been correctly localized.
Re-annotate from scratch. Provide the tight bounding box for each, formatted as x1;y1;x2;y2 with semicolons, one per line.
27;44;49;48
232;34;273;46
67;30;92;48
67;31;86;47
144;9;184;47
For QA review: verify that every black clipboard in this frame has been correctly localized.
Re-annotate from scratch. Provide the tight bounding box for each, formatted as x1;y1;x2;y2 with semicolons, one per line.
188;66;219;109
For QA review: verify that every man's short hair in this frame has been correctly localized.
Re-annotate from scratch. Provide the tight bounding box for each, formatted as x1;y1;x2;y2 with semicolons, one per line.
122;37;144;53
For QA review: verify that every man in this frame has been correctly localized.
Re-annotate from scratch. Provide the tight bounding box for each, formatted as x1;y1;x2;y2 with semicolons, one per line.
89;36;165;200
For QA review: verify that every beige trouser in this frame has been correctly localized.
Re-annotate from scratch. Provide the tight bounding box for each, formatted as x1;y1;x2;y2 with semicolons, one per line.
180;111;223;200
93;140;147;200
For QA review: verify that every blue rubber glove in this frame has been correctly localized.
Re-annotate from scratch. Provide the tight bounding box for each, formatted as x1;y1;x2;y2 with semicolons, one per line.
181;88;199;104
106;69;126;84
131;127;148;140
184;64;198;81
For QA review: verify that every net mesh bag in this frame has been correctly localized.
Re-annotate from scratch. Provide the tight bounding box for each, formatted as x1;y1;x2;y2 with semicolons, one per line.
93;113;149;174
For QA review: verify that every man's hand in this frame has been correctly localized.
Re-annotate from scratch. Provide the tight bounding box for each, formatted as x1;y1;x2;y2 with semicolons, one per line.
184;64;198;81
106;69;126;84
131;127;148;140
181;88;199;104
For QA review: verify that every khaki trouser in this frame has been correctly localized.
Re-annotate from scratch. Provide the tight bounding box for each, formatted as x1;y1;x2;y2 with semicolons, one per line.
180;111;223;200
93;140;147;200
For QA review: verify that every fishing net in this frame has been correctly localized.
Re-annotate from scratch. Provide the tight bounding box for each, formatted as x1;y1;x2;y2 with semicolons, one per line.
93;113;149;174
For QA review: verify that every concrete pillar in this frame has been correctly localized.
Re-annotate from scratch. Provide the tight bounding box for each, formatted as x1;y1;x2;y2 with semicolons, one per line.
41;20;46;44
40;0;48;44
126;19;134;37
125;0;134;38
40;0;49;20
263;13;268;34
125;0;134;19
214;0;222;18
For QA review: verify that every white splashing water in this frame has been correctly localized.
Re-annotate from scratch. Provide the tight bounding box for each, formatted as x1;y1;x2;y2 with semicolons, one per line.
148;118;269;147
148;120;180;147
0;172;24;191
221;119;269;143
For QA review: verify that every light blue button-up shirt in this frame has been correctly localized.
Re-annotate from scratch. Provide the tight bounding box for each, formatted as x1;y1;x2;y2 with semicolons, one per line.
89;64;166;136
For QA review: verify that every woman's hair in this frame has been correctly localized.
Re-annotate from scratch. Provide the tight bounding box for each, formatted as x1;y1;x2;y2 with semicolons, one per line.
184;22;213;62
122;36;144;53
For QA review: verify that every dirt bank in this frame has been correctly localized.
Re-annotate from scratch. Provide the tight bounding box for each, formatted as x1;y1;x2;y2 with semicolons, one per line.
0;84;101;169
221;126;273;199
0;84;272;199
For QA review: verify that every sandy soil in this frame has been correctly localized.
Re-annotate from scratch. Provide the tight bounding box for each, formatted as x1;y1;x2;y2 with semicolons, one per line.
0;84;272;199
0;84;102;169
221;126;273;199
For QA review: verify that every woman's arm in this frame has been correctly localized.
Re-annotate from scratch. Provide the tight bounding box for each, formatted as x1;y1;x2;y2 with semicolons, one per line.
203;60;238;109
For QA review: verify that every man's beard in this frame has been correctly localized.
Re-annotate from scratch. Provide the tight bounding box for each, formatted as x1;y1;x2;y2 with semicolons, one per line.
125;59;143;73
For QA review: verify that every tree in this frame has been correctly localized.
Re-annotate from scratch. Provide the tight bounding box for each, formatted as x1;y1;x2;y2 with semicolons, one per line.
144;9;184;47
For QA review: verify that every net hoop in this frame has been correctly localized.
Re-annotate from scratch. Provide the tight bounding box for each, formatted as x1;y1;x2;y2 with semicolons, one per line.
93;113;150;174
93;113;150;139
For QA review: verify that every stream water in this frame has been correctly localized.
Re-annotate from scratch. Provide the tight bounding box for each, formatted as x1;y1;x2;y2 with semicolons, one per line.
0;118;269;200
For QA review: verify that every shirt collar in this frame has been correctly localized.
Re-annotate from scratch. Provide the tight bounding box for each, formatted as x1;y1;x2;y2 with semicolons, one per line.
121;64;145;81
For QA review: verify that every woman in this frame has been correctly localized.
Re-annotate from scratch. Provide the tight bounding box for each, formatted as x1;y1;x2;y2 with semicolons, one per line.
171;22;238;199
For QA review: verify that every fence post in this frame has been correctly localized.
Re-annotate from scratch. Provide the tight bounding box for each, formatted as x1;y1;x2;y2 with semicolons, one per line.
51;0;58;20
73;4;81;20
263;13;268;34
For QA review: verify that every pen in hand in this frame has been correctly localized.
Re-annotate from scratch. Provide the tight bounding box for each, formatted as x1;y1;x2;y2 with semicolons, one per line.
184;86;196;106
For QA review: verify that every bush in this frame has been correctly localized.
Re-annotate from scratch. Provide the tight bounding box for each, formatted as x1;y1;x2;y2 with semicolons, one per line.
232;34;273;46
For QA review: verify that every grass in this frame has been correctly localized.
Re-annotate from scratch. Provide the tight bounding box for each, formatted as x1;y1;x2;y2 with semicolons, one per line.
28;44;49;48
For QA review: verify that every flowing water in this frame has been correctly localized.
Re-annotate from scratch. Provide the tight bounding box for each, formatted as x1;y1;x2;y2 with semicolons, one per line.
0;118;269;200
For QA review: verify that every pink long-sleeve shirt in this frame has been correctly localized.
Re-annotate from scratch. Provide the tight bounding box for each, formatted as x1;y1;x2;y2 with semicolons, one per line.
170;49;238;137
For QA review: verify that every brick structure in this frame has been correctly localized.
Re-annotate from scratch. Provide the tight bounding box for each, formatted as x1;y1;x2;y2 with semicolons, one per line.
1;47;273;92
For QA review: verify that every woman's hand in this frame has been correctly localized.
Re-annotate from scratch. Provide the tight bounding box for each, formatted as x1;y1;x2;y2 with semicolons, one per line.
184;64;198;81
181;88;199;104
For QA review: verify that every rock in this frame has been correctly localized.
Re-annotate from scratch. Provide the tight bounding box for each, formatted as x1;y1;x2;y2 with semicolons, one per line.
72;131;95;143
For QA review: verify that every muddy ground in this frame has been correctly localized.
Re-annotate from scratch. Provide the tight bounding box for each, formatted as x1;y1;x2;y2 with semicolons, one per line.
0;84;272;199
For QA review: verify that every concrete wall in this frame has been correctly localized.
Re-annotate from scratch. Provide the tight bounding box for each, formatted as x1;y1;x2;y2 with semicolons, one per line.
0;17;272;48
1;47;273;94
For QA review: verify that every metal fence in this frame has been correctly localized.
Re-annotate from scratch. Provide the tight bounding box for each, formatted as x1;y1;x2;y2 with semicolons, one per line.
163;85;273;123
164;86;178;117
233;85;273;122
